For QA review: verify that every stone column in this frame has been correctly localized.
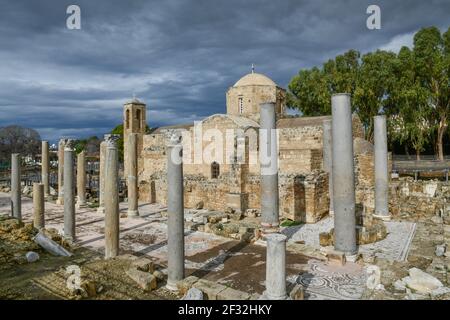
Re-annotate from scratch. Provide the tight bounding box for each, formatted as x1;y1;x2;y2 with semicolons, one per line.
97;140;106;214
373;115;390;220
331;94;357;257
166;134;185;291
33;183;45;230
41;141;50;198
264;233;287;300
56;139;66;205
11;153;21;221
76;150;87;209
127;133;139;217
104;135;120;259
259;102;279;232
63;140;76;241
323;119;334;216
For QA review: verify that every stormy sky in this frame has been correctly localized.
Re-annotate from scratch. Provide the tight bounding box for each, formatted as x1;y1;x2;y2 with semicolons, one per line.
0;0;449;143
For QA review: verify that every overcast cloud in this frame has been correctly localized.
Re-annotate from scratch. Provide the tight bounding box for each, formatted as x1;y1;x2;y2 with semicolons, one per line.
0;0;449;142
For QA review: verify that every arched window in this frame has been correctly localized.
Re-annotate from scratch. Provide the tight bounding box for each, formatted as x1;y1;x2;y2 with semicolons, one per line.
211;161;220;179
125;109;130;129
136;109;141;130
238;97;244;114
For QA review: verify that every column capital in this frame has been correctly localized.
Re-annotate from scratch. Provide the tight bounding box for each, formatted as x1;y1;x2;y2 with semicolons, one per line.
104;134;120;148
64;139;75;151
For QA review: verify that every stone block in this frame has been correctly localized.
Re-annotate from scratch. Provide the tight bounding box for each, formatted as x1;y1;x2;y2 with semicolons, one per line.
177;275;199;295
217;287;251;300
326;250;346;266
192;279;227;300
126;268;157;291
132;257;155;273
289;284;304;300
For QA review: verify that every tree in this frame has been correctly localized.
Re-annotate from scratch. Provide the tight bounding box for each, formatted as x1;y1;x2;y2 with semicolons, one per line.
354;50;397;142
412;26;450;160
288;26;450;158
110;124;151;162
387;46;433;160
0;125;41;161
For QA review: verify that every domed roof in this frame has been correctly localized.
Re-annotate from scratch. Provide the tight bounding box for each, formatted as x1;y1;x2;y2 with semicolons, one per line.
233;72;277;87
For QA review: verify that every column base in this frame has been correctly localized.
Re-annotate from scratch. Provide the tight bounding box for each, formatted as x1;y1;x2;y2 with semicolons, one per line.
76;202;88;209
97;206;105;214
345;253;359;262
372;213;391;221
165;280;179;292
127;210;139;218
260;291;288;300
261;222;280;234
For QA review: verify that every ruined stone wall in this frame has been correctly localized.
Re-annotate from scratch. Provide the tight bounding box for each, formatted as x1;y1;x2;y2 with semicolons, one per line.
279;149;322;174
389;178;450;219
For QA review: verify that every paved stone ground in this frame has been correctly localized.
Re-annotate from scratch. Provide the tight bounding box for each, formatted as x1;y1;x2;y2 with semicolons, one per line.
1;192;447;300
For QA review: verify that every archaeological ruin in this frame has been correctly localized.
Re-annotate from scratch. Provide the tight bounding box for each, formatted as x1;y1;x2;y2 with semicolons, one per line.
0;71;449;302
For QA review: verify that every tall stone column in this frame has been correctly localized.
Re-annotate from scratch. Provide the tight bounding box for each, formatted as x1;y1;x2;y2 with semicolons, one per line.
127;133;139;217
373;115;390;220
104;135;120;259
33;183;45;230
166;134;185;291
11;153;21;221
97;140;106;214
56;139;66;205
259;102;279;232
41;141;50;198
323;119;334;216
331;94;357;257
263;233;287;300
76;150;87;209
63;140;76;241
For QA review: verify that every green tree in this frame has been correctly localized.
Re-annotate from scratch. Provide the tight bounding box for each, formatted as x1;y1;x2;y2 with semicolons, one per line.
412;26;450;160
354;50;397;142
110;124;151;162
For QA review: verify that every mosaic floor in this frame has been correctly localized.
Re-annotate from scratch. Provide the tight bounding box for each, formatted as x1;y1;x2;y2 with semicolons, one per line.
288;260;367;300
282;217;416;261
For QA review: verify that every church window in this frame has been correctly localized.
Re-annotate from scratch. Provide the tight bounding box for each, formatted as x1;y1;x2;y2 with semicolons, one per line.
126;109;130;129
238;97;244;114
136;109;141;130
211;161;220;179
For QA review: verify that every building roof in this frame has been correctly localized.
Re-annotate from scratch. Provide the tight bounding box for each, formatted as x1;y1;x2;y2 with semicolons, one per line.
233;72;277;87
151;123;193;134
202;114;260;130
277;115;331;128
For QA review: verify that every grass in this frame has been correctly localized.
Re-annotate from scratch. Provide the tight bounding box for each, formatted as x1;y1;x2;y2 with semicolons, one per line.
280;219;302;227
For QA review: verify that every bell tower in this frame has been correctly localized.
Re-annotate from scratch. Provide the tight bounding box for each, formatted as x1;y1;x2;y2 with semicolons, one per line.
123;98;146;178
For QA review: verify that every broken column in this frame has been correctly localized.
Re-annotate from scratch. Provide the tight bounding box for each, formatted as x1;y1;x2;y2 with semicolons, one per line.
166;134;185;291
56;139;66;205
76;150;87;208
259;102;279;232
33;183;45;230
63;140;76;241
97;140;106;214
373;115;390;220
127;133;139;217
323;119;334;216
104;134;120;259
264;233;287;300
11;153;21;221
331;94;357;258
41;140;50;198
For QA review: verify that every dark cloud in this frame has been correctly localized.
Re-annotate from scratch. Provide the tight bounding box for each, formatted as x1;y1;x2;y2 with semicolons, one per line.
0;0;449;142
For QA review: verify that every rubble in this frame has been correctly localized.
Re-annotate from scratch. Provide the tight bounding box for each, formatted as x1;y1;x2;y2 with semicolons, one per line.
402;268;444;294
25;251;40;263
181;288;203;300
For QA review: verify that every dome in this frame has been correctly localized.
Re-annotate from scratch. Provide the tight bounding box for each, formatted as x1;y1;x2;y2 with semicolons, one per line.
233;72;277;87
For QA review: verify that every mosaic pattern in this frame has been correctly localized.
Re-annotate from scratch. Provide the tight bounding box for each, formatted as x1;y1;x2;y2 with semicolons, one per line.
289;260;367;300
283;217;416;261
